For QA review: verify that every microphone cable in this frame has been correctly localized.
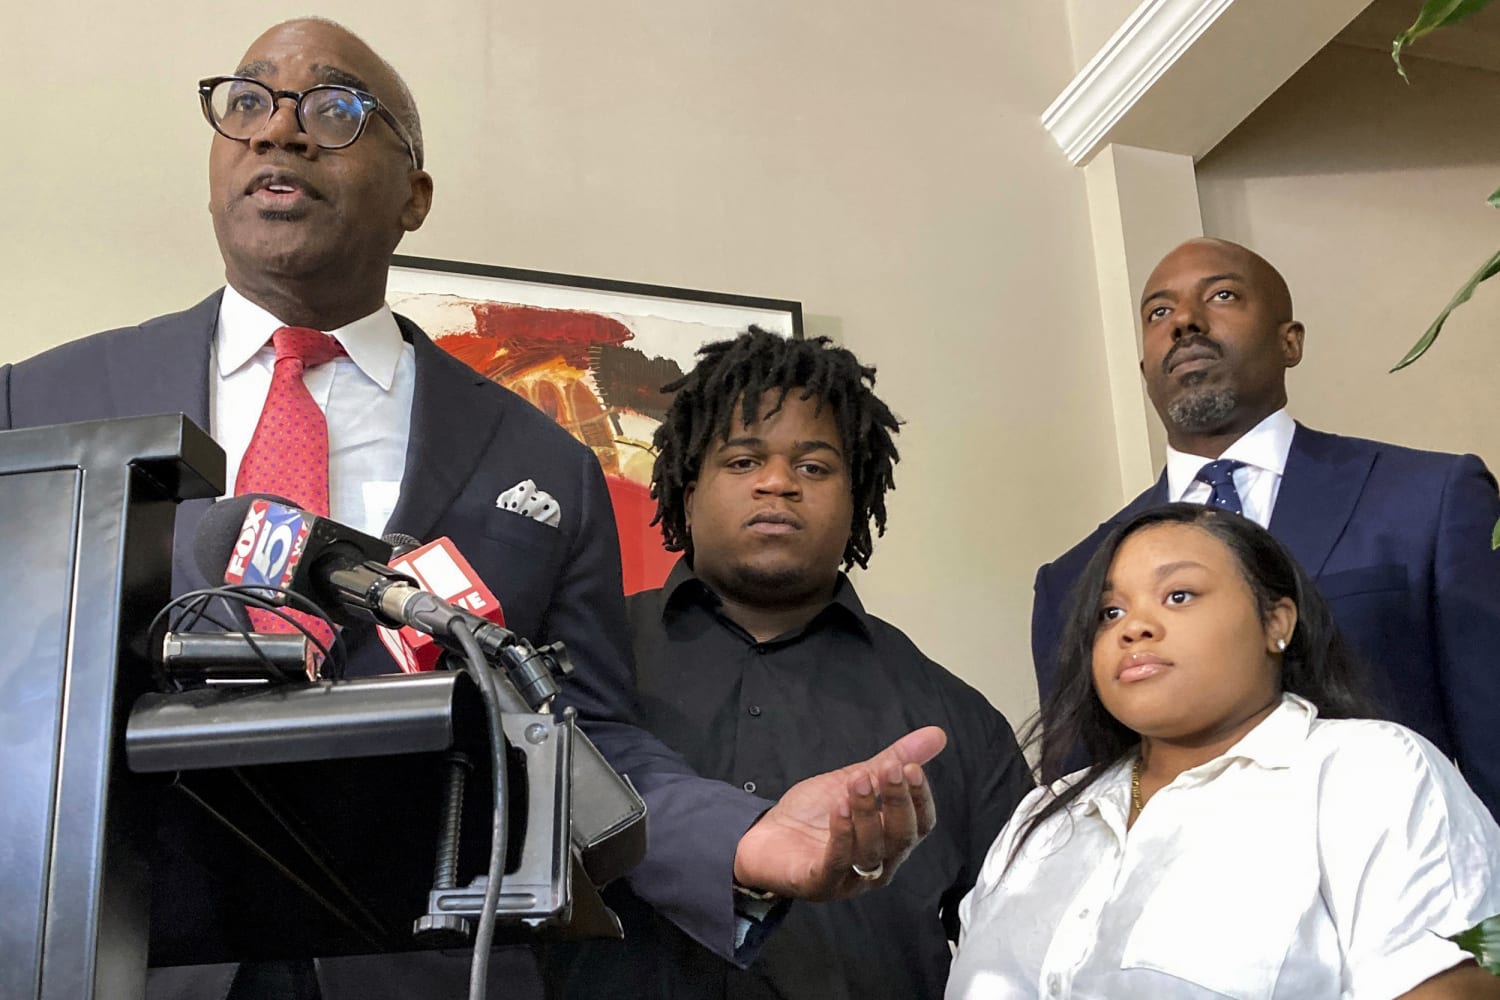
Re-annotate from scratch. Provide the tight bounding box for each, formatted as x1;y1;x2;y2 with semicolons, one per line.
146;584;346;688
446;617;510;1000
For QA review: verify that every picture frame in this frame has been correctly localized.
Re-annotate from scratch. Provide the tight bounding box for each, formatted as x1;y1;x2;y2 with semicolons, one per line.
386;254;804;594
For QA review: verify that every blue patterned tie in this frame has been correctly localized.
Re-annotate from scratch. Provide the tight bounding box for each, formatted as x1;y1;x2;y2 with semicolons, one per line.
1195;459;1246;516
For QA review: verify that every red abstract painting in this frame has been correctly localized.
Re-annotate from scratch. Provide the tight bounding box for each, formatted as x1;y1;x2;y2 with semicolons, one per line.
387;259;800;595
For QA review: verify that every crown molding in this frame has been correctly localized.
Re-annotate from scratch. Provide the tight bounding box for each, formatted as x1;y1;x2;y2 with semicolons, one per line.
1043;0;1235;165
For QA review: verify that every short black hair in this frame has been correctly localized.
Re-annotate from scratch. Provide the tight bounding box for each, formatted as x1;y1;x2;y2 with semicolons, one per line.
650;327;901;569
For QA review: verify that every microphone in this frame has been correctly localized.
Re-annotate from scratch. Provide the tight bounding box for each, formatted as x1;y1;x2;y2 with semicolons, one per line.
374;531;568;710
376;535;507;674
384;532;422;558
196;501;646;888
196;497;562;706
196;494;407;628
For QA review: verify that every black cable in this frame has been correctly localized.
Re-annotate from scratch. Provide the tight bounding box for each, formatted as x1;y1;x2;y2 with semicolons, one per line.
447;618;509;1000
147;585;347;687
216;585;343;675
151;585;337;657
150;590;269;690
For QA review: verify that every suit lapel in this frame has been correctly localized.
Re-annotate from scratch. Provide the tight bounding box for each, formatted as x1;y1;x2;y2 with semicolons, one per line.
1268;424;1373;577
115;293;219;431
1107;473;1170;528
385;317;511;541
123;293;221;596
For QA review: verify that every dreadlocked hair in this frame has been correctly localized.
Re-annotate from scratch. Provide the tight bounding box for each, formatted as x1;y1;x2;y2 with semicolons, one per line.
650;326;901;570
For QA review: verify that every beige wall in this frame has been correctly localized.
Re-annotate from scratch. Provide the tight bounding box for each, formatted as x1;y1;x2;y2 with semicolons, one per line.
3;2;1122;728
1064;0;1143;71
1197;42;1500;468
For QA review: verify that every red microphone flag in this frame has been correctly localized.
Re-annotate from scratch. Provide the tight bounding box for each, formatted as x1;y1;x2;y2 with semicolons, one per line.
376;537;505;672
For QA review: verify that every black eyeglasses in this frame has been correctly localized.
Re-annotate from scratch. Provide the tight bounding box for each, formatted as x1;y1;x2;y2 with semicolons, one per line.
198;76;420;169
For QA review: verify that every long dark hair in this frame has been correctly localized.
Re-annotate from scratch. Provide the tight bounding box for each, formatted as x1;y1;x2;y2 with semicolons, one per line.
1013;503;1376;864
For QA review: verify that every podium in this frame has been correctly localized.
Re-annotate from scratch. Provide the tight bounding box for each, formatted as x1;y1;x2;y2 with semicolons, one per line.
0;414;221;1000
0;415;644;1000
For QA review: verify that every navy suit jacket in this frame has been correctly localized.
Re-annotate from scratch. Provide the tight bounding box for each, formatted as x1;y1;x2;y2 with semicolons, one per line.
1030;424;1500;818
0;292;770;997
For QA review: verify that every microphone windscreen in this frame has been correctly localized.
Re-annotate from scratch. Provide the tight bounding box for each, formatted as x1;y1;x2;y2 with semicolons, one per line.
193;493;299;584
382;532;423;558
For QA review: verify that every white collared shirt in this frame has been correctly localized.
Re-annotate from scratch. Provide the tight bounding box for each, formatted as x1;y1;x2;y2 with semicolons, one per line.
211;285;414;536
1165;407;1296;529
948;695;1500;1000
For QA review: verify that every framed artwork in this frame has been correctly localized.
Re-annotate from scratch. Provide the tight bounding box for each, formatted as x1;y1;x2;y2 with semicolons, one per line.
386;254;804;594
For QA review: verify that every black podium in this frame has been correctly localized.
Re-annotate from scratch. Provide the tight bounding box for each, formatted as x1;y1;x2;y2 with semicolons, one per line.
0;415;643;1000
0;414;222;1000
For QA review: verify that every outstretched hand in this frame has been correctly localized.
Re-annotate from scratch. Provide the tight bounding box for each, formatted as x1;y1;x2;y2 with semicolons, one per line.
732;726;946;901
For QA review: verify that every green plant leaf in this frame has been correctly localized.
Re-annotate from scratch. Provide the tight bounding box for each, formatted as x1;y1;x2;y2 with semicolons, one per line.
1391;246;1500;371
1488;182;1500;209
1492;515;1500;551
1449;914;1500;974
1393;0;1499;81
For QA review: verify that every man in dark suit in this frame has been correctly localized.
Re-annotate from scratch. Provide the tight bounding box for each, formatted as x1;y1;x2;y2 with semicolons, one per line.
1030;238;1500;817
0;17;943;999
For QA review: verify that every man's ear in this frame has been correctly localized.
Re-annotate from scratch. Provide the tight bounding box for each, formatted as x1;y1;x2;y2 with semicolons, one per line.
683;481;696;532
401;170;434;232
1280;320;1305;369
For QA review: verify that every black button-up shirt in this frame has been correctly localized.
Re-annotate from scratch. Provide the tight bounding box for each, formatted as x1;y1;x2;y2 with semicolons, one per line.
553;560;1032;999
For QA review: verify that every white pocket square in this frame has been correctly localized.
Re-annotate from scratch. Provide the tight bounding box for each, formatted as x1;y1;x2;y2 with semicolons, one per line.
496;479;562;528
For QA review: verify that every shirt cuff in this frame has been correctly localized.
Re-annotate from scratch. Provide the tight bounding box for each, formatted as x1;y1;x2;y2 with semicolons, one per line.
731;889;790;956
1348;938;1471;998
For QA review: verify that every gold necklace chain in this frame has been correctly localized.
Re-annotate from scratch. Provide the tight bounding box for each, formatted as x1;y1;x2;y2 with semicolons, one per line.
1131;755;1144;814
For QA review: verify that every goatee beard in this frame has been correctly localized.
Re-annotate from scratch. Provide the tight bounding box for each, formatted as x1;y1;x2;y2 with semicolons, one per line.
1167;387;1237;434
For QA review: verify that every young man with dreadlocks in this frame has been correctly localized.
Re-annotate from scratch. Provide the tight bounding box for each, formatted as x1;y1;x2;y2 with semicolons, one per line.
553;328;1031;1000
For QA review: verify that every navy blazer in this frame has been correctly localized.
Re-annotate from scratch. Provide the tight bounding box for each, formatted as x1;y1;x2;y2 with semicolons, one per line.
0;292;770;997
1030;424;1500;818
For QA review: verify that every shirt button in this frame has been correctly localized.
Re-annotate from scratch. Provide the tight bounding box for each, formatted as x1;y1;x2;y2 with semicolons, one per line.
748;705;762;717
1047;974;1061;996
743;781;757;793
1077;907;1090;920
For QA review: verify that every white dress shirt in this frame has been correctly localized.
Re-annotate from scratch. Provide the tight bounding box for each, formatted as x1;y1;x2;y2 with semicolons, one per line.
948;695;1500;1000
1165;407;1296;529
211;285;414;537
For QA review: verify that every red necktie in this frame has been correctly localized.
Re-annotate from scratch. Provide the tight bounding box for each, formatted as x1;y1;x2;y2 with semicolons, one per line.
235;326;347;667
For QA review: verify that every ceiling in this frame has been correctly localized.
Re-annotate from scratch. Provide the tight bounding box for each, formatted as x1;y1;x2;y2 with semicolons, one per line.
1335;0;1500;73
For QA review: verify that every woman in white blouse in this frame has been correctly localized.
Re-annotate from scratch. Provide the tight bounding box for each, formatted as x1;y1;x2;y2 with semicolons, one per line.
949;503;1500;999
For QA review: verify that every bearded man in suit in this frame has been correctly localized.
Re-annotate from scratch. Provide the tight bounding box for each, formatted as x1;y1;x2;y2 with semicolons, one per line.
1030;238;1500;818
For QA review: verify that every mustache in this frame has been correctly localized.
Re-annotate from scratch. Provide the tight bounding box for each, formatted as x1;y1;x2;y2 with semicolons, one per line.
1161;334;1223;374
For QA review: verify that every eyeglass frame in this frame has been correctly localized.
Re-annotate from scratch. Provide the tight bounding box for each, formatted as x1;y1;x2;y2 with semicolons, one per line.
197;75;420;170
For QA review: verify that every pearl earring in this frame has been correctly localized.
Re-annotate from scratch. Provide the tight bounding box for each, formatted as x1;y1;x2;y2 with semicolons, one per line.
1276;638;1287;652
